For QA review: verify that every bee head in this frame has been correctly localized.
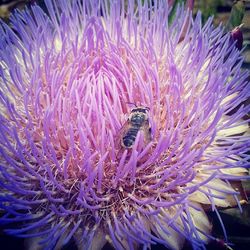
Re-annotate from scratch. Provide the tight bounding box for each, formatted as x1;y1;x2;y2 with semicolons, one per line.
131;106;150;114
128;106;150;125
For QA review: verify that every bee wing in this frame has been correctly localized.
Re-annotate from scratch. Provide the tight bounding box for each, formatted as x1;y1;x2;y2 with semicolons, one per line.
141;120;152;144
114;119;130;149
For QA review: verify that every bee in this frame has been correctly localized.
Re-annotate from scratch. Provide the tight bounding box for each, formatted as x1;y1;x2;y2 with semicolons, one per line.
121;105;152;148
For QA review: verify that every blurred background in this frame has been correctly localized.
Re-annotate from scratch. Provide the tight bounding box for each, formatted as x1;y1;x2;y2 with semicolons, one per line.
0;0;249;250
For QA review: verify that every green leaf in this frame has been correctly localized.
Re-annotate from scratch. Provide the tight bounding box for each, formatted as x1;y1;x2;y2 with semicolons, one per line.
227;0;246;30
196;0;223;24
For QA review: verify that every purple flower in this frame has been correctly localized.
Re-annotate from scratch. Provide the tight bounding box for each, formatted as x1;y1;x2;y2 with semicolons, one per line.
0;1;249;249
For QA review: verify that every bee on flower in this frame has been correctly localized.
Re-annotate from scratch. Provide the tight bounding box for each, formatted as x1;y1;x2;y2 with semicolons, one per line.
0;0;249;250
121;105;152;149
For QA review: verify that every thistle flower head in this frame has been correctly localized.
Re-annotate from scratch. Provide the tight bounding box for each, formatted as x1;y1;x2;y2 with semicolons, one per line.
0;1;249;250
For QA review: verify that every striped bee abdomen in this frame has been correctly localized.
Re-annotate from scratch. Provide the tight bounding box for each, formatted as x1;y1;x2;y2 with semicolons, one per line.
122;127;140;148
